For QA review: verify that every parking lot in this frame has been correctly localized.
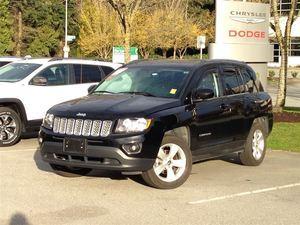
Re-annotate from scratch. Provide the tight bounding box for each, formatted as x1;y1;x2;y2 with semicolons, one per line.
0;139;300;225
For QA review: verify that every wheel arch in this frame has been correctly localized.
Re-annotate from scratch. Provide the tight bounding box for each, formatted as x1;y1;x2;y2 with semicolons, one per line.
0;98;28;130
251;116;271;136
164;126;191;148
153;113;191;148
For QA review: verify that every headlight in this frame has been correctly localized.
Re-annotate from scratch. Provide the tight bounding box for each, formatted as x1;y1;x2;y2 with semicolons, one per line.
43;113;54;129
115;118;152;133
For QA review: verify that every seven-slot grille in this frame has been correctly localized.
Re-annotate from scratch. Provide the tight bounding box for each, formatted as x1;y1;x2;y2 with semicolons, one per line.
53;117;113;137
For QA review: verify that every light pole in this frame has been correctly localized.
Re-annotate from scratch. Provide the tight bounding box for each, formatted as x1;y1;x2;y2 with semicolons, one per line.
63;0;70;58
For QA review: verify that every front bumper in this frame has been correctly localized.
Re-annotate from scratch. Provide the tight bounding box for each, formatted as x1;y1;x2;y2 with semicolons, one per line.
39;129;156;172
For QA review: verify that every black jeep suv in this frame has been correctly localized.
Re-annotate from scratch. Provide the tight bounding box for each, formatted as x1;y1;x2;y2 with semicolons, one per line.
39;60;273;189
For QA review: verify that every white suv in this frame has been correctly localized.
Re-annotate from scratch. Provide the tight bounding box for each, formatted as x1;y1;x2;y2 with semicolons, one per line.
0;58;121;146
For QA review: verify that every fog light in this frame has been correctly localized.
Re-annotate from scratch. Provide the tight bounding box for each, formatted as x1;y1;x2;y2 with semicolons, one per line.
122;143;142;154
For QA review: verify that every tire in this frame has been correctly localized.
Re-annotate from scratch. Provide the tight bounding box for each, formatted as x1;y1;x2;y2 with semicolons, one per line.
142;135;192;189
239;119;267;166
50;164;92;177
0;107;22;147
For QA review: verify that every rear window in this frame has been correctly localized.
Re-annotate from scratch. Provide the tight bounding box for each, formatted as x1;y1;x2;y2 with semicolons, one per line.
240;68;257;93
73;64;102;83
101;66;114;76
222;67;243;95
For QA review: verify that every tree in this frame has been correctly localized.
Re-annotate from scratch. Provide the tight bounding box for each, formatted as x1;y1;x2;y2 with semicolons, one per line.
106;0;143;63
270;0;298;112
21;0;80;57
187;0;215;42
149;1;201;59
175;18;200;59
9;0;27;56
0;0;13;55
131;10;158;59
79;0;123;59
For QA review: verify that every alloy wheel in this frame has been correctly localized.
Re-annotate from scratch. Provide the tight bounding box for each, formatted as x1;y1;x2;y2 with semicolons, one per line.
252;129;265;160
0;114;17;142
153;143;187;182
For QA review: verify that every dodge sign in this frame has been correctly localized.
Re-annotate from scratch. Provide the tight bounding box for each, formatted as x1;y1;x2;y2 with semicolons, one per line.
215;1;269;44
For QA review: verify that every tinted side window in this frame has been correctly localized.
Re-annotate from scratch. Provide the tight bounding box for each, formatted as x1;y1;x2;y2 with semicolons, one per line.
101;66;114;76
33;64;70;86
197;69;221;98
0;62;9;67
74;64;102;84
240;68;257;93
222;67;243;95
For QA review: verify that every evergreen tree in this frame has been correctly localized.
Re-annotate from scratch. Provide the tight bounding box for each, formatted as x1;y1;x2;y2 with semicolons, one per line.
0;0;13;55
23;0;80;57
7;0;80;57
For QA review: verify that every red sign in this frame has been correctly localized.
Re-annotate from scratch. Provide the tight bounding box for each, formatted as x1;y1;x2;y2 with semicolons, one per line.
229;30;266;39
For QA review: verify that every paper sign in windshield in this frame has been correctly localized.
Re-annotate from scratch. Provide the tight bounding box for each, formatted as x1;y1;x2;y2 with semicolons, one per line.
170;89;177;94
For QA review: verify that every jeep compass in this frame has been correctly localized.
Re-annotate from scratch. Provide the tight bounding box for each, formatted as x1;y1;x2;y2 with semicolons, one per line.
39;60;273;189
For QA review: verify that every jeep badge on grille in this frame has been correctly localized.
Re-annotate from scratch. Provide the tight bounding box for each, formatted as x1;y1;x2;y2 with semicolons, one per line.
76;113;87;117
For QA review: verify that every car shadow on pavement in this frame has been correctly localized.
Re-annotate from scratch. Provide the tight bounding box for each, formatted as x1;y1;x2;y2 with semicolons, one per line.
219;153;243;165
33;149;147;184
192;153;242;167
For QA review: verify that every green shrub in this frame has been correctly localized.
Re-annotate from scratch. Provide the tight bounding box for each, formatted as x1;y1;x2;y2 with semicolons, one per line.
268;70;276;79
291;71;298;78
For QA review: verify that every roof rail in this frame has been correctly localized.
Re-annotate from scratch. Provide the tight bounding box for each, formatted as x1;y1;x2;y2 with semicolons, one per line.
48;57;113;62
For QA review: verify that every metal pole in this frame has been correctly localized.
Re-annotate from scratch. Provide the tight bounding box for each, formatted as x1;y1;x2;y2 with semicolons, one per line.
63;0;69;58
65;0;68;47
200;48;203;60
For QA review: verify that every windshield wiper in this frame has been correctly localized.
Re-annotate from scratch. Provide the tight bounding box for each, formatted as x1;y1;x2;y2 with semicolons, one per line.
119;91;156;97
92;90;116;94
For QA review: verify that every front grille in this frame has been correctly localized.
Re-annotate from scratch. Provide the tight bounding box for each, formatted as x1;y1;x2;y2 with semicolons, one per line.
53;117;113;137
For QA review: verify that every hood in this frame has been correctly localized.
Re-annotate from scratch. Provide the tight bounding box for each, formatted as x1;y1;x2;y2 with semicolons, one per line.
50;94;181;119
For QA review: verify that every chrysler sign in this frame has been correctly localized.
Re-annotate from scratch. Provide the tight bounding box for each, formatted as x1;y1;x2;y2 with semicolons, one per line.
215;1;269;44
209;0;274;89
230;11;266;24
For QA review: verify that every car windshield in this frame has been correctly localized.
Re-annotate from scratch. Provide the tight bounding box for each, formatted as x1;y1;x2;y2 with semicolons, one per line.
0;63;41;82
93;66;191;98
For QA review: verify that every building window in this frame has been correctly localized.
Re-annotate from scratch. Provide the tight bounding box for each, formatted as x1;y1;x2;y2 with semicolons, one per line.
274;43;279;63
277;0;300;16
272;38;300;62
291;41;300;56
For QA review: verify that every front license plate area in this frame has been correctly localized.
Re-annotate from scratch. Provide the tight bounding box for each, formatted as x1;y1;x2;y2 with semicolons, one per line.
64;138;86;153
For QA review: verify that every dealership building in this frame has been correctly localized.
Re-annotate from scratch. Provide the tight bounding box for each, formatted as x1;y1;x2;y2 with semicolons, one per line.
269;0;300;67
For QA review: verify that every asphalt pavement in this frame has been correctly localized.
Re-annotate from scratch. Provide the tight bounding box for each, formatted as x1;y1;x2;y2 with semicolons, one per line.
267;79;300;107
0;139;300;225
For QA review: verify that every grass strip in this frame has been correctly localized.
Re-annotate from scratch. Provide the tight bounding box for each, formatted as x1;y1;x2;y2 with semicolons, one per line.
268;122;300;152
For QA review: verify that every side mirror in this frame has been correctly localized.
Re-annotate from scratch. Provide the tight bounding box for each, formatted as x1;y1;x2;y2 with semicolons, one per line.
88;84;97;93
31;76;47;86
192;88;214;102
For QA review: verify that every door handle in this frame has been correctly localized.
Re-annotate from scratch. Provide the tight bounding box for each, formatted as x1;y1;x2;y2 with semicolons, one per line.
220;104;232;112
